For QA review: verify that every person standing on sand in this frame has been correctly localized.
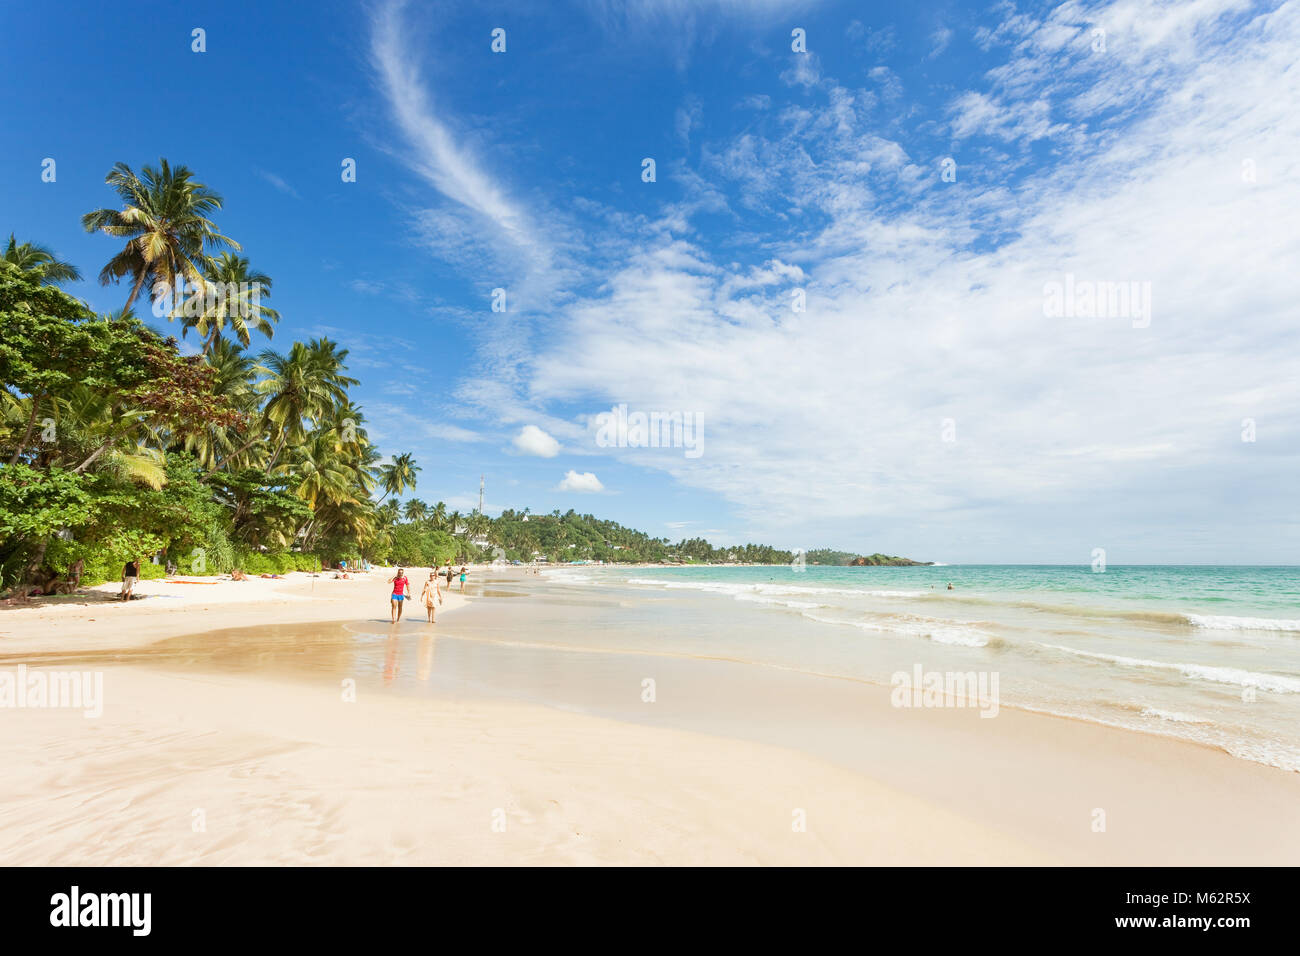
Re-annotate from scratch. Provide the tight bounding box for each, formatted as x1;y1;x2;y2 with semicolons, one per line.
445;564;455;590
389;568;411;623
121;557;140;601
458;566;468;593
420;572;441;623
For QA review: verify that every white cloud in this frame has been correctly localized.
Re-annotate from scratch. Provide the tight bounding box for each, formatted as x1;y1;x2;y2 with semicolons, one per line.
675;95;703;145
367;0;1300;560
513;425;561;458
255;169;300;199
371;1;531;243
927;26;954;59
947;90;1065;142
368;0;573;312
556;470;606;493
780;53;823;89
517;0;1300;560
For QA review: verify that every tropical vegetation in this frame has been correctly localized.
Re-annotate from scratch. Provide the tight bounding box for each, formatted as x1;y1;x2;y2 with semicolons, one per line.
1;158;919;596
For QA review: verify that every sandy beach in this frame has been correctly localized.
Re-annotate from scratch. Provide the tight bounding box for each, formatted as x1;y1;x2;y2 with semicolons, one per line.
0;569;468;657
3;566;1299;866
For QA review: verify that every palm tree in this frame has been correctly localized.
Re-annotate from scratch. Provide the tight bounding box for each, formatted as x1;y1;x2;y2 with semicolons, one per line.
403;498;428;523
2;235;81;284
181;252;279;351
292;428;357;510
254;338;357;475
376;500;401;528
430;500;448;530
376;452;420;503
81;159;237;313
183;338;257;470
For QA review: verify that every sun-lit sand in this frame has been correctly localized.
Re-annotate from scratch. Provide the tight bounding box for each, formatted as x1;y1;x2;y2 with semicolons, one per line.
0;664;1054;865
3;566;1299;865
0;567;468;656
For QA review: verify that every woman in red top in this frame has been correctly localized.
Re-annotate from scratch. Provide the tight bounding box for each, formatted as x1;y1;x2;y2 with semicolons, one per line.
389;568;410;623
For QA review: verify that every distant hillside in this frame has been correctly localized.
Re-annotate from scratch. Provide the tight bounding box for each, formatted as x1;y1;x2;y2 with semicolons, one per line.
806;549;932;567
477;513;928;566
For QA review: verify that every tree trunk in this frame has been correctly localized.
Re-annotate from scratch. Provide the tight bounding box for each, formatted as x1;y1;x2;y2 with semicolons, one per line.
7;395;41;466
122;269;149;314
263;431;288;476
206;428;263;477
18;537;49;598
72;437;116;474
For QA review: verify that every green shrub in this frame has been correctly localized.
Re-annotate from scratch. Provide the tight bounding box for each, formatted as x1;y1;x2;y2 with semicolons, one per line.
194;523;236;575
231;550;320;575
44;537;169;587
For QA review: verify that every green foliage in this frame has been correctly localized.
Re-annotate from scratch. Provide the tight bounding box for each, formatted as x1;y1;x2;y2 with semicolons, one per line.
0;464;96;539
3;184;389;593
197;522;237;575
805;549;931;566
234;551;321;575
4;169;933;595
385;524;457;567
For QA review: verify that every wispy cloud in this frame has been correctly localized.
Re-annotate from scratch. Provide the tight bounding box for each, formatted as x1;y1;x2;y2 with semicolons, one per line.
255;169;300;199
516;0;1300;558
368;0;568;313
371;1;532;242
360;0;1300;560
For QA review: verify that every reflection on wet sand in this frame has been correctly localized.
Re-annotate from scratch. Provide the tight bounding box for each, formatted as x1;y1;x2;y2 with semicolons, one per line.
418;633;435;681
383;632;400;685
5;572;1300;866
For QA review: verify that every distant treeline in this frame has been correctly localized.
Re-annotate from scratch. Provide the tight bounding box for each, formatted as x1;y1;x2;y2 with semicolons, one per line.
483;511;926;566
805;549;933;567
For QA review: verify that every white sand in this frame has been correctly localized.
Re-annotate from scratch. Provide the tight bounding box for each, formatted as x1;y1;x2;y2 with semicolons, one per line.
0;567;467;656
0;564;1055;864
0;665;1049;866
4;565;1297;865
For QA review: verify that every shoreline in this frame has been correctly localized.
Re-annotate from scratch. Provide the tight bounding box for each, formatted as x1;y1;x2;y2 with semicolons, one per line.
0;566;471;657
4;566;1299;864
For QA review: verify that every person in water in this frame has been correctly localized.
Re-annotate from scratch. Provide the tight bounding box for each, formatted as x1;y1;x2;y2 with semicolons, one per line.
389;568;411;622
420;571;441;623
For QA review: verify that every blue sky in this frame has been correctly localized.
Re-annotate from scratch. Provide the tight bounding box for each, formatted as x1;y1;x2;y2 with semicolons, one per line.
3;0;1298;563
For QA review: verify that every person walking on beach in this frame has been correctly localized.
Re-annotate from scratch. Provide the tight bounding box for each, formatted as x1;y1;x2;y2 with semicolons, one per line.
120;557;140;601
445;564;455;590
458;566;468;593
420;571;441;623
389;568;411;623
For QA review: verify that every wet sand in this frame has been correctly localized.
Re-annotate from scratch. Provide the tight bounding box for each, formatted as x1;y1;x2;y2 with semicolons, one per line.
3;568;1298;864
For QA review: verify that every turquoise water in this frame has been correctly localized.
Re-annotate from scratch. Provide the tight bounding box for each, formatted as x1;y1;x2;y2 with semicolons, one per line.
547;564;1300;771
637;564;1300;619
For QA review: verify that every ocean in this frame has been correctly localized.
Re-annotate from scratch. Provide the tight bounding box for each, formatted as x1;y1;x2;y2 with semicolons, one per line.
545;564;1300;772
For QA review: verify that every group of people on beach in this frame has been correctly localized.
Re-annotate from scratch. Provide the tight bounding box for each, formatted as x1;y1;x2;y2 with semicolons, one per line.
388;564;468;623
